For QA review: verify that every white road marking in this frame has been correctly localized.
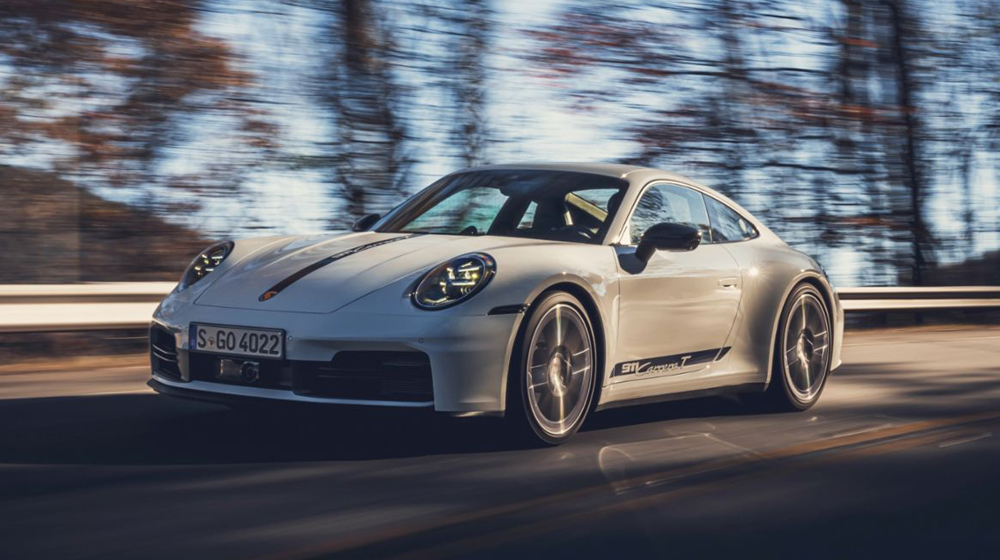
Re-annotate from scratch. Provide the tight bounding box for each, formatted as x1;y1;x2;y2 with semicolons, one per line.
938;432;992;449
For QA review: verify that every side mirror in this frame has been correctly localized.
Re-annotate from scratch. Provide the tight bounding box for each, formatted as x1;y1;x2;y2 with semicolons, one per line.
352;213;381;232
636;222;701;262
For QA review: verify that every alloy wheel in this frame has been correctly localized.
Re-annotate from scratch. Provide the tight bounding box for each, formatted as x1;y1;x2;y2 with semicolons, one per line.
524;303;594;437
781;292;831;403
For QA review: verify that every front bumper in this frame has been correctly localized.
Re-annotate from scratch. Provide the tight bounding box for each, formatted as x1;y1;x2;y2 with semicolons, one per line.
150;299;522;413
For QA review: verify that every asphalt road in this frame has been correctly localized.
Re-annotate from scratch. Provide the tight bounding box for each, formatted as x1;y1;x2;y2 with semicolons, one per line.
2;326;1000;559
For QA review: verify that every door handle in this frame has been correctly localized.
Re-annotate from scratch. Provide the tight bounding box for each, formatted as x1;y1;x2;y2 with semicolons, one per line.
718;277;739;288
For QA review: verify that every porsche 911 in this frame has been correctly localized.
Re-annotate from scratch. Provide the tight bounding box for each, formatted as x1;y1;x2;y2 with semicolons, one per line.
149;163;843;444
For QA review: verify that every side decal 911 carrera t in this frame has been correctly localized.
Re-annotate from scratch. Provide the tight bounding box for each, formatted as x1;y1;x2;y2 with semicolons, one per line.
613;346;730;377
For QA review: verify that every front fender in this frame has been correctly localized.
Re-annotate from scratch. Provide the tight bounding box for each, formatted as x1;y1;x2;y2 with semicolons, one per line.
337;243;621;401
337;243;619;318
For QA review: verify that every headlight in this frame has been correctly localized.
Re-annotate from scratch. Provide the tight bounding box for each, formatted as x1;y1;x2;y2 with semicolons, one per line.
177;241;234;291
411;253;496;310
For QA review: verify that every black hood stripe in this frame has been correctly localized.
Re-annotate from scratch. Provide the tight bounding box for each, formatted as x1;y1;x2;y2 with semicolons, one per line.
259;234;418;302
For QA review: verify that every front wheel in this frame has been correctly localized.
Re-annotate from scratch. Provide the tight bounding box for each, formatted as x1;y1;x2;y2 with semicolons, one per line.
508;291;597;445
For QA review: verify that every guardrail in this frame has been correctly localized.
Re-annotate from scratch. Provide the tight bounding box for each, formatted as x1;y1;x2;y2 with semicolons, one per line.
1;283;998;333
0;283;174;333
837;286;1000;312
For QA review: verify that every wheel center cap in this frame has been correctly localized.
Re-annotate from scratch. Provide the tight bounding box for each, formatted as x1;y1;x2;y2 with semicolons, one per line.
547;352;570;397
796;333;814;364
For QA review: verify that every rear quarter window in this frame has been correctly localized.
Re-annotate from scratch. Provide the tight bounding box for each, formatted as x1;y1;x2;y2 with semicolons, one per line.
704;196;758;242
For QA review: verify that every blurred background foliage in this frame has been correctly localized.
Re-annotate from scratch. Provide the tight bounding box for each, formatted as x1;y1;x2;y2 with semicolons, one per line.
1;0;998;285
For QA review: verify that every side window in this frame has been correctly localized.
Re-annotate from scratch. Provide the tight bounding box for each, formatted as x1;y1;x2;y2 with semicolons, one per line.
628;184;711;245
704;196;758;242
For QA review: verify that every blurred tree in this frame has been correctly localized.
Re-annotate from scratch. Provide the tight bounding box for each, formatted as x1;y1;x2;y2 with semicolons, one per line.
316;0;412;227
521;0;1000;285
884;0;931;286
442;0;492;167
523;1;843;257
306;0;496;226
1;0;997;285
830;0;893;281
0;165;207;283
0;0;278;209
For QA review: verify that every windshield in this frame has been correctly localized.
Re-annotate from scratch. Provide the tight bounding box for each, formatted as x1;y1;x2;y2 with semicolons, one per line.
376;170;629;244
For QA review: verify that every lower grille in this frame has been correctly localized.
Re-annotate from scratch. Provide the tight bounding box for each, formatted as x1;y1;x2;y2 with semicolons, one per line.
294;351;433;402
188;353;290;390
180;349;433;403
149;326;181;380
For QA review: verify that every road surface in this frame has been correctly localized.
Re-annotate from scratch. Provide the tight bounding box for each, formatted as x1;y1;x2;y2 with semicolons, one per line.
2;326;1000;559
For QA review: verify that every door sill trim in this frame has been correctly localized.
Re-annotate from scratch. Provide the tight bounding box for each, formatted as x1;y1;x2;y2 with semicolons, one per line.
595;382;765;412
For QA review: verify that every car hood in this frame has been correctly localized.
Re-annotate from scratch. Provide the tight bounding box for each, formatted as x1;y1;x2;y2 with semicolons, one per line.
194;231;545;313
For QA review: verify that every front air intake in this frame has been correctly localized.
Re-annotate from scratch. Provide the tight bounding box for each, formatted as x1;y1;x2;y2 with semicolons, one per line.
293;351;433;402
149;325;182;380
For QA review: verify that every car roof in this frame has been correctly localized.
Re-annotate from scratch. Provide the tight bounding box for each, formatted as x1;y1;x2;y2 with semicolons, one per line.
456;162;692;184
450;162;774;242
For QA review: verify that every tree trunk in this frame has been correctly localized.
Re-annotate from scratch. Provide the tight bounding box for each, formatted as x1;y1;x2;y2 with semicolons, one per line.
885;0;929;286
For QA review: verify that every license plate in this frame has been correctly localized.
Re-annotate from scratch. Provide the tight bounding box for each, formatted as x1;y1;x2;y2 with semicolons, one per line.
189;324;284;359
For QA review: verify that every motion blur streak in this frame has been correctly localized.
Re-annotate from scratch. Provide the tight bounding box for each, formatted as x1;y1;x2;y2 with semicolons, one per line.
381;428;987;560
2;1;1000;288
256;411;1000;560
2;326;1000;559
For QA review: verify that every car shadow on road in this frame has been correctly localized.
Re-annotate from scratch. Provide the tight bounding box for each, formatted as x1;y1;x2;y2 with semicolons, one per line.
0;390;752;466
0;393;491;465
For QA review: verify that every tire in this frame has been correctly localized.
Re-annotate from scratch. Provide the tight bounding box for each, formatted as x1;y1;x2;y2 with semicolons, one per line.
506;291;598;445
754;283;833;412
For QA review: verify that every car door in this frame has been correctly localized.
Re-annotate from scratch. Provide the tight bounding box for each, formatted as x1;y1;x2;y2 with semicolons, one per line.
613;183;742;381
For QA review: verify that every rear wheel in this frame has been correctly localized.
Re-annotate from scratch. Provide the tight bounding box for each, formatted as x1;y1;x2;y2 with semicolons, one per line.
508;291;597;445
754;283;832;411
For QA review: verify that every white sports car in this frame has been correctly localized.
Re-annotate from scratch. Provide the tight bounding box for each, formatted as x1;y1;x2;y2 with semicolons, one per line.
149;163;843;444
